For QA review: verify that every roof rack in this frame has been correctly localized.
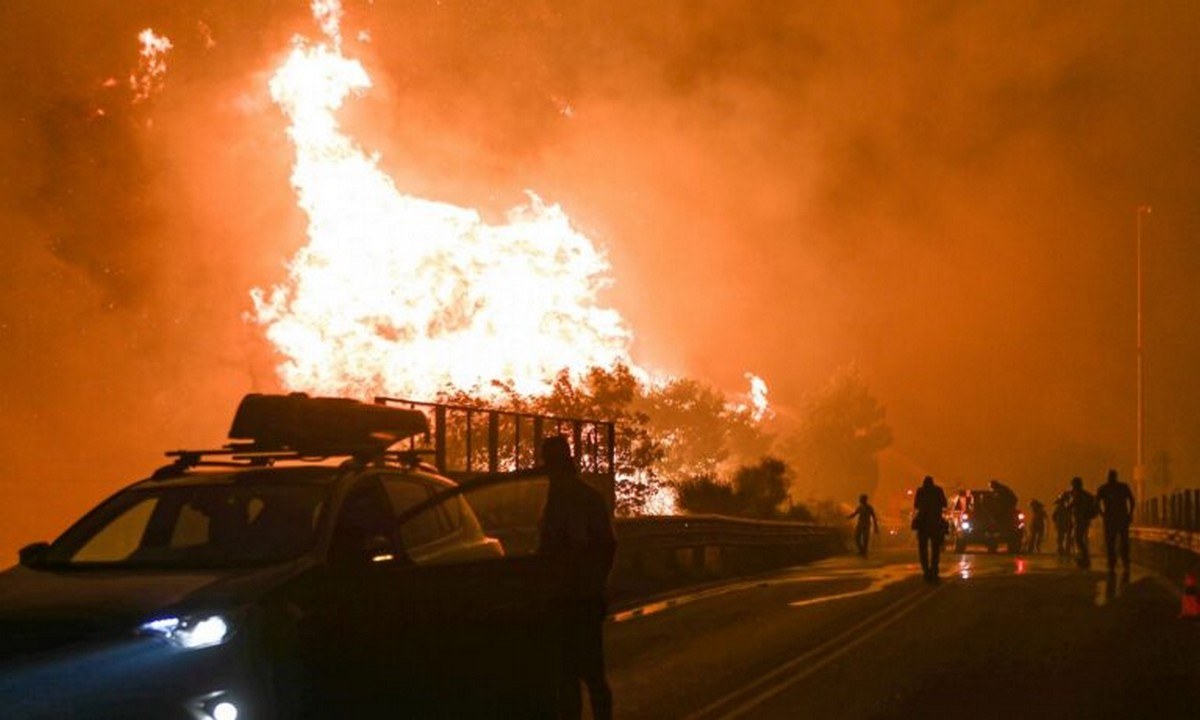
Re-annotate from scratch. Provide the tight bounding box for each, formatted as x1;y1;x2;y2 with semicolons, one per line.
149;393;432;480
150;446;359;480
150;446;445;481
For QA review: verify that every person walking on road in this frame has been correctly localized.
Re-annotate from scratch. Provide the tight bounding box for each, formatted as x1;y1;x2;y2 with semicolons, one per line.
538;435;617;720
1027;499;1047;554
847;494;880;558
1096;468;1136;580
1069;477;1098;570
913;476;948;582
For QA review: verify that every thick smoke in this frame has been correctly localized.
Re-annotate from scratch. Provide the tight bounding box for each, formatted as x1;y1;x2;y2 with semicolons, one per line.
2;1;1199;556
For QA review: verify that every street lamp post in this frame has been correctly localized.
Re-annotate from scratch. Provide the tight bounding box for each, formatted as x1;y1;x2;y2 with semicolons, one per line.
1135;204;1151;514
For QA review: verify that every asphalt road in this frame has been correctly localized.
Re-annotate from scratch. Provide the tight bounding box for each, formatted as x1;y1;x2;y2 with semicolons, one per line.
605;547;1200;720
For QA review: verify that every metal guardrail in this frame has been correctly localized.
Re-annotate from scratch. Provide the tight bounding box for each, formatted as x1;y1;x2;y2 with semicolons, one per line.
1130;527;1200;554
607;514;842;601
615;514;837;548
1137;488;1200;532
1130;492;1200;585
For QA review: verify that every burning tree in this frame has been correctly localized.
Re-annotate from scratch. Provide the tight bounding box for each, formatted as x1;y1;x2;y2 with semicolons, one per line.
442;364;773;516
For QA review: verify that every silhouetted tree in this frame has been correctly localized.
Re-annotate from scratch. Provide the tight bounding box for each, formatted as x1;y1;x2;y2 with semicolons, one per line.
781;367;892;502
674;474;738;515
536;366;667;516
731;456;791;518
641;377;771;484
676;456;799;520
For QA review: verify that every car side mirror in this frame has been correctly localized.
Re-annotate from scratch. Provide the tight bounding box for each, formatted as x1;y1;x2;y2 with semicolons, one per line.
19;542;49;567
364;534;411;566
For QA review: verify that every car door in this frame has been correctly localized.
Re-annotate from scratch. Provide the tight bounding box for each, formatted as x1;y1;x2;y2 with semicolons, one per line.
316;472;565;718
376;472;565;717
311;475;410;716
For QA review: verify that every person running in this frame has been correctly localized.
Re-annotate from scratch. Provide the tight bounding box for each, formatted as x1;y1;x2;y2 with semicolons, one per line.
913;476;948;582
1096;468;1136;580
847;494;880;558
1052;490;1073;557
1069;477;1098;569
1027;499;1047;554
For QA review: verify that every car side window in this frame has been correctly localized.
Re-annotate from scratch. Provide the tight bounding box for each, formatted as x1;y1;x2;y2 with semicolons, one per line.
329;478;396;567
380;475;451;550
72;497;158;563
170;501;210;549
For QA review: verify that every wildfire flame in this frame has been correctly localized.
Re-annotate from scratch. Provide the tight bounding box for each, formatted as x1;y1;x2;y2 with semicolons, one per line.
252;0;639;401
130;29;172;103
745;373;770;423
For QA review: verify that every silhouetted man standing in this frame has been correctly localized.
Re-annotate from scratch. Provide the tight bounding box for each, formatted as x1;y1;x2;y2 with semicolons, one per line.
539;436;616;720
913;476;947;582
847;494;879;558
1096;468;1135;579
1069;477;1097;569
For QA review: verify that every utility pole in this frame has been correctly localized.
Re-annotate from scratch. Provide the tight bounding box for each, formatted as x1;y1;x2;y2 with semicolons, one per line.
1135;204;1151;514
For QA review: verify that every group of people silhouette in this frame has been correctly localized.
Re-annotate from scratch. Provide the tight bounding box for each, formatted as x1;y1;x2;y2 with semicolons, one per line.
1050;470;1136;578
849;470;1137;583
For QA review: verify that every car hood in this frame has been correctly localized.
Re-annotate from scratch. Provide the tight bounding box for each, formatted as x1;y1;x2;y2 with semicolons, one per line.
0;561;311;663
0;560;306;623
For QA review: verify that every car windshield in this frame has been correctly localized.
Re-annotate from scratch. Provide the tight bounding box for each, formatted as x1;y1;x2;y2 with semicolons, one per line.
39;481;330;570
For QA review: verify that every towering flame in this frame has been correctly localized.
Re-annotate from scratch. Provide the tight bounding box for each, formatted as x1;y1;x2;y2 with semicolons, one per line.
253;0;638;401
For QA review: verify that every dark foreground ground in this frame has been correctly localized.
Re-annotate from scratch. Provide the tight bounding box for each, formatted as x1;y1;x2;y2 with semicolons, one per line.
605;547;1200;719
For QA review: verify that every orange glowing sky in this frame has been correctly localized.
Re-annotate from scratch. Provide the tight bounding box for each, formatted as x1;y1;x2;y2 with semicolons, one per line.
1;0;1199;557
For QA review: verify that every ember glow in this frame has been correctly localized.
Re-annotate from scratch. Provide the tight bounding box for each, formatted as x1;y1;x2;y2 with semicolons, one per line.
130;29;172;103
253;0;641;401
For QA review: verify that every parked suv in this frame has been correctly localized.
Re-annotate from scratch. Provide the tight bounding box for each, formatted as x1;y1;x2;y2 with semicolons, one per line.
949;488;1025;554
0;394;564;719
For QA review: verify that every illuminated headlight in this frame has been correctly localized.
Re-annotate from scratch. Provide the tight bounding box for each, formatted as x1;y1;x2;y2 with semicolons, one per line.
962;521;972;530
186;690;240;720
139;614;231;649
211;701;239;720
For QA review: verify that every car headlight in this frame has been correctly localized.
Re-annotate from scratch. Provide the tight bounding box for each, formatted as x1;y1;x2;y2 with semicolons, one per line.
962;521;972;530
139;613;231;649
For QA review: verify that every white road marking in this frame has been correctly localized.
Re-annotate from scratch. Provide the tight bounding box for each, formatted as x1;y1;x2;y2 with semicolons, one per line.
788;566;913;608
683;582;942;720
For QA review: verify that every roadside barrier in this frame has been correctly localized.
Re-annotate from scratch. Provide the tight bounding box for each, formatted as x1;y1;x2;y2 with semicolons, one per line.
610;515;844;602
1131;488;1200;595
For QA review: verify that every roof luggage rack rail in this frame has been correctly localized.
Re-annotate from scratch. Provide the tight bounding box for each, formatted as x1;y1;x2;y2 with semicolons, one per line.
150;446;365;480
